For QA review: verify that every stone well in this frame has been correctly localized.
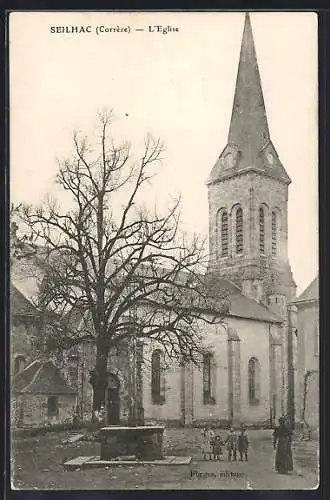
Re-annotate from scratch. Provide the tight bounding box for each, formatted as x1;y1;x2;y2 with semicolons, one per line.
99;425;165;460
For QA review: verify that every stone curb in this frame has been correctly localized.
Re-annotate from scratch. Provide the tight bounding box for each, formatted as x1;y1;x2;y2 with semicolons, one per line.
63;455;192;470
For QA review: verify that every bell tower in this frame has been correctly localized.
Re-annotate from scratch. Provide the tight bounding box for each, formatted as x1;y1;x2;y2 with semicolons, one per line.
207;13;296;304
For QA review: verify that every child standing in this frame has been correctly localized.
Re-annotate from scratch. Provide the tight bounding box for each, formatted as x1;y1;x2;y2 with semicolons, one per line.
201;426;215;460
238;426;249;461
212;434;223;461
225;427;238;461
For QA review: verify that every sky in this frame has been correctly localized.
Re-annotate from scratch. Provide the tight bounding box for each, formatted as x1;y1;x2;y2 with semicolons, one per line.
9;11;318;294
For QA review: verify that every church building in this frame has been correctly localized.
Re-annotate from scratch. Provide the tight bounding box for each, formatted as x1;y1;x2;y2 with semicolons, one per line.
12;13;310;430
141;13;298;427
69;13;298;428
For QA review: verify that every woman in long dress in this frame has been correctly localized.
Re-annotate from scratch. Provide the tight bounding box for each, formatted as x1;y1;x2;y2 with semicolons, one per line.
201;426;214;460
273;417;293;474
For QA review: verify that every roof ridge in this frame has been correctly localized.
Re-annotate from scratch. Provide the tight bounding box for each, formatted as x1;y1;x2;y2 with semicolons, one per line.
296;275;319;301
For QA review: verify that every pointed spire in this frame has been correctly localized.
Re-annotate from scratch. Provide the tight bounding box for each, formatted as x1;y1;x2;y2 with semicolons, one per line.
228;13;269;160
207;12;291;185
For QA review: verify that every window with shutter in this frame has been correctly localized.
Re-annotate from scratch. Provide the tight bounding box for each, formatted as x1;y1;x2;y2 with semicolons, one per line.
259;207;265;253
272;211;277;256
236;207;243;254
221;211;228;257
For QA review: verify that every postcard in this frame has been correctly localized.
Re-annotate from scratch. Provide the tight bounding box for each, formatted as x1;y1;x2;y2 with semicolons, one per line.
9;11;319;490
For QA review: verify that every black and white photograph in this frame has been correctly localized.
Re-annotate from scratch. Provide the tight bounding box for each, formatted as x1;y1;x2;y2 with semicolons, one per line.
9;11;319;490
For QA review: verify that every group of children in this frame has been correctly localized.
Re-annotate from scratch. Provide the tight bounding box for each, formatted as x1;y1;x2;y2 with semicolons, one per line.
201;425;249;461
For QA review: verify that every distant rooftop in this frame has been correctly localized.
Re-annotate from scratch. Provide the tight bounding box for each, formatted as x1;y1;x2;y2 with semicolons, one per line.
294;275;319;303
13;359;77;395
11;283;39;317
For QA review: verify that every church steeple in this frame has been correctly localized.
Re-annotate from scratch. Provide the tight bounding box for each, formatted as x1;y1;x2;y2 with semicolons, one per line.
228;13;269;161
206;12;296;302
207;13;291;185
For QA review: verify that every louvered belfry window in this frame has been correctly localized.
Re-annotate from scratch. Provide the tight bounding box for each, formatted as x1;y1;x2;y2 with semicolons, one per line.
236;207;243;254
221;211;228;257
272;211;277;256
259;207;265;253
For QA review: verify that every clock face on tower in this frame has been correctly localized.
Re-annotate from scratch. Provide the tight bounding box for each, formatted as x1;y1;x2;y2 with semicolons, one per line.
266;152;275;165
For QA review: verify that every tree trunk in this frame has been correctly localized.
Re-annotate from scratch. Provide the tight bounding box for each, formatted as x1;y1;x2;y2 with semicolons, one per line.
91;345;109;416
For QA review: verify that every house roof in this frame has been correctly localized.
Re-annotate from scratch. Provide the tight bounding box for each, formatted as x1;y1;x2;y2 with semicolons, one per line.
12;359;77;395
11;283;39;317
294;275;319;304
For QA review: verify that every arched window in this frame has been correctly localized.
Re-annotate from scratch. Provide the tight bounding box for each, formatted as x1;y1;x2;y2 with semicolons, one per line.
271;211;277;256
203;353;215;404
236;207;243;254
248;357;260;404
151;350;165;404
259;207;265;253
221;211;228;257
14;355;25;375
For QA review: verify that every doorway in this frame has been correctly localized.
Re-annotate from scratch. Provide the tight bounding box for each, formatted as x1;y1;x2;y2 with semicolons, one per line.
106;374;120;425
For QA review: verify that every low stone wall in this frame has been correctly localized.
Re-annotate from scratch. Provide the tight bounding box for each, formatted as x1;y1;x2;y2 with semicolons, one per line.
140;418;273;429
12;421;87;439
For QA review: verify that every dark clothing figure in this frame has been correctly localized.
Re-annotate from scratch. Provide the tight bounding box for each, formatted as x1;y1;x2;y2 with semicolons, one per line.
273;419;293;474
212;435;223;461
225;429;238;461
238;430;249;461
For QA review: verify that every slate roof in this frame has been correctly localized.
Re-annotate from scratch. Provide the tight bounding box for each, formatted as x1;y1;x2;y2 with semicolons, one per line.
294;276;319;304
11;244;282;334
206;277;282;323
11;283;39;317
12;359;77;395
64;273;282;329
207;14;291;186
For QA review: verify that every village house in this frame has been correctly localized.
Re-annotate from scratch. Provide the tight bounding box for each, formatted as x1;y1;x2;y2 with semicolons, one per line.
294;276;319;433
11;257;77;427
12;359;77;427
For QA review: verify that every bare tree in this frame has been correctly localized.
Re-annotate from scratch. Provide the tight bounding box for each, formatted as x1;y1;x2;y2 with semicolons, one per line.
18;110;228;416
10;203;38;261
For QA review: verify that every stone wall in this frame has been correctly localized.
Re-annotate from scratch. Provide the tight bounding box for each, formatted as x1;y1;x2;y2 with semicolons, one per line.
208;173;288;264
141;315;278;427
296;300;319;428
305;371;319;429
73;340;132;422
231;317;271;424
11;313;283;428
11;319;41;377
191;323;229;424
12;393;76;427
142;340;182;424
207;171;296;302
